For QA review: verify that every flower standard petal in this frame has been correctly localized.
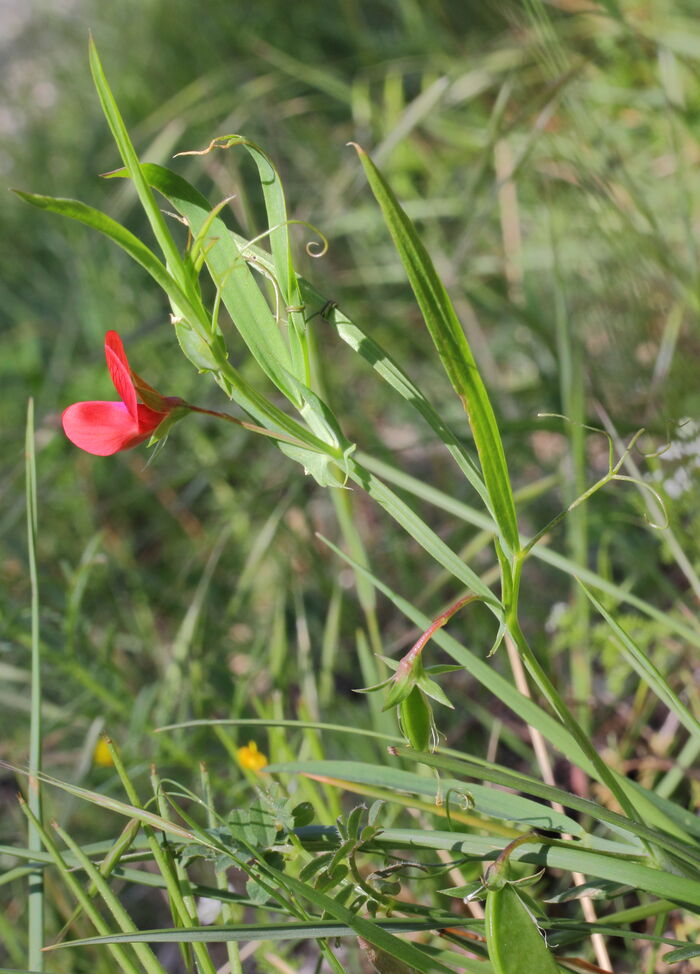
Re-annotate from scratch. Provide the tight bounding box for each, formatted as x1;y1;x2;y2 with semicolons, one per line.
104;331;138;420
62;401;165;456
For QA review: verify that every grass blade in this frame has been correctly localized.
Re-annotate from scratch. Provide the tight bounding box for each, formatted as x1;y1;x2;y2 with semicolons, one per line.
44;917;471;949
88;36;187;290
582;583;700;742
352;144;519;554
25;400;43;971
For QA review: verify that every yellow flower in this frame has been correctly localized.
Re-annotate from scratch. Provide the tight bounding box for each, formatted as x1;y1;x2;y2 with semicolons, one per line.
237;740;268;772
93;737;114;767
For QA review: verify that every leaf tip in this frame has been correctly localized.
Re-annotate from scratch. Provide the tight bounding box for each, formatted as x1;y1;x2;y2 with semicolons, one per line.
346;141;366;157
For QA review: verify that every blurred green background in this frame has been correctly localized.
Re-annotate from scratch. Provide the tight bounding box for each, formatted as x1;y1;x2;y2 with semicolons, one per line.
3;2;700;960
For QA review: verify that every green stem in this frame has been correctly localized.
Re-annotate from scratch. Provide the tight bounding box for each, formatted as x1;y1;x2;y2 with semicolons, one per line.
25;399;43;971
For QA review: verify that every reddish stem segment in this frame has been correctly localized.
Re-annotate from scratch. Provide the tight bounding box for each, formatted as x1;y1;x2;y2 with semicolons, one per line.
396;594;480;678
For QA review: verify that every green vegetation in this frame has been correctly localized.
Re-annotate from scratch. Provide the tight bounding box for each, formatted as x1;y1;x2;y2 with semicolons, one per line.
3;1;700;971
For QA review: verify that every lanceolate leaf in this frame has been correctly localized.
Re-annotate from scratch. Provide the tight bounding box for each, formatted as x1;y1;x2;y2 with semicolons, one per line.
88;37;187;291
352;144;520;555
304;284;491;509
44;917;471;949
12;192;213;355
220;136;308;358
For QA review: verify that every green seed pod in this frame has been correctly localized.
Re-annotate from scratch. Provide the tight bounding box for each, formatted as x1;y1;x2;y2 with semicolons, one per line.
485;884;560;974
398;685;433;751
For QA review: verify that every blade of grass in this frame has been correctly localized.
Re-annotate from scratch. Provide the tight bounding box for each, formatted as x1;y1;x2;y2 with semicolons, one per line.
52;820;169;974
12;191;217;367
262;868;459;974
307;284;490;509
88;36;188;292
25;399;43;972
550;209;591;732
18;799;143;974
106;741;219;974
581;583;700;742
44;917;473;949
217;136;309;380
351;144;519;555
346;458;499;605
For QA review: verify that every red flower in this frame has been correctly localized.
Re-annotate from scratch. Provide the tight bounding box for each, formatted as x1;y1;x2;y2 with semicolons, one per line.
62;331;183;456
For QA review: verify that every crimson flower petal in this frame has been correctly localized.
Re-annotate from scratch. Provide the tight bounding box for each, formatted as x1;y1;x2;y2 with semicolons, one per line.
62;401;165;456
105;331;138;420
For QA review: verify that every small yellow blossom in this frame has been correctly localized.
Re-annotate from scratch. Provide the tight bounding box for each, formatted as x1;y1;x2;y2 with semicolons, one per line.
237;740;268;772
93;737;114;767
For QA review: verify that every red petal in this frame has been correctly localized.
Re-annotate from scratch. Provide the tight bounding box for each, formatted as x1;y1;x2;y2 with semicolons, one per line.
62;401;165;456
104;331;138;420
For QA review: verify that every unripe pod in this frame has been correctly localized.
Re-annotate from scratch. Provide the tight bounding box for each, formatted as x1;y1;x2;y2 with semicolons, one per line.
485;884;559;973
398;685;433;751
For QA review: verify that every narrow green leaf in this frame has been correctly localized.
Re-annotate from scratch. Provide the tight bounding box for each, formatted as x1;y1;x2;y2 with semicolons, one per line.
582;583;700;741
88;36;187;290
25;400;43;971
305;285;490;509
264;868;458;974
6;765;203;845
352;144;519;554
266;760;582;835
224;137;308;369
485;885;560;974
158;717;402;743
665;944;700;962
45;917;471;949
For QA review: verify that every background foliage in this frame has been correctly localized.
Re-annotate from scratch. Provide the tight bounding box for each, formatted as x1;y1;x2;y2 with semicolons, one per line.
3;0;700;971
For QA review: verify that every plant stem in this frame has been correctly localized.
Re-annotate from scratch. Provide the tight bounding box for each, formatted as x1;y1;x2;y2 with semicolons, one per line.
26;399;43;971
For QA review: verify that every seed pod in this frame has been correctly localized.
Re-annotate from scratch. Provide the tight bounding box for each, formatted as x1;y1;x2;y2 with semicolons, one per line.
485;884;560;974
398;685;433;751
